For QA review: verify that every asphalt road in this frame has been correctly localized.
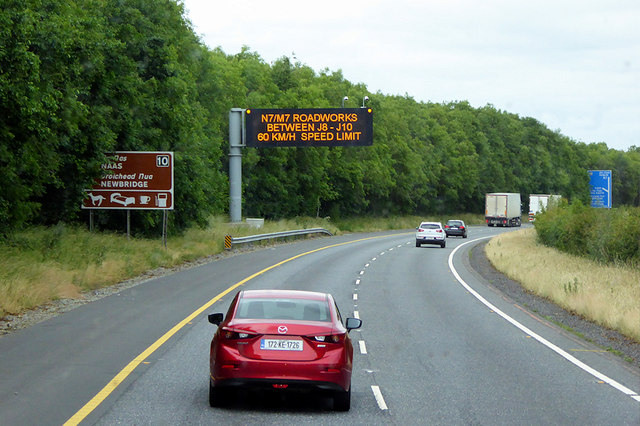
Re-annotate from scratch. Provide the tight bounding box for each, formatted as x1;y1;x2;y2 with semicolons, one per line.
0;226;638;425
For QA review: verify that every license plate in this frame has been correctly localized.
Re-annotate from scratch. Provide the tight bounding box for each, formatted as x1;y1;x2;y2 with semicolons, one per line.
260;339;303;351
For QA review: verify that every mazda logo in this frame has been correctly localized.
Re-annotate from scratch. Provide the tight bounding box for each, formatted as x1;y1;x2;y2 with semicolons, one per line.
278;326;288;334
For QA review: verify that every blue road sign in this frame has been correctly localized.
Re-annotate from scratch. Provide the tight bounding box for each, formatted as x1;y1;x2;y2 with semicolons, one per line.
588;170;612;208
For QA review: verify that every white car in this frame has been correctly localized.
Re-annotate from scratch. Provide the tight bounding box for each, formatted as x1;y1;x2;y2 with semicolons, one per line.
415;222;446;248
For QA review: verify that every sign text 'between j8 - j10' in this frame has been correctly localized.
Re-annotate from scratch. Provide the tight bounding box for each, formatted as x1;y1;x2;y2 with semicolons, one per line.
245;108;373;147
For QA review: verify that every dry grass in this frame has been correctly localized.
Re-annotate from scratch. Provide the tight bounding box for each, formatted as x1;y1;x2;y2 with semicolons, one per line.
0;217;338;317
485;228;640;342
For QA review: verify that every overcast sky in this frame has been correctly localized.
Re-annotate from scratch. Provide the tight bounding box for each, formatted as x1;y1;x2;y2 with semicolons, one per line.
182;0;639;151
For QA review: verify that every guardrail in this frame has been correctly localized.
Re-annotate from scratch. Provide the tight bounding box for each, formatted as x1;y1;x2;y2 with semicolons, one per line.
224;228;333;250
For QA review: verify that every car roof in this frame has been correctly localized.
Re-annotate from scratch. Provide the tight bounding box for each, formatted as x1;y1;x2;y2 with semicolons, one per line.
419;221;442;226
240;289;329;301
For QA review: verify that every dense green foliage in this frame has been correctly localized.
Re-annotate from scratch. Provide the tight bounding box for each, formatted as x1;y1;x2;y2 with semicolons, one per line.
2;0;639;235
535;202;640;266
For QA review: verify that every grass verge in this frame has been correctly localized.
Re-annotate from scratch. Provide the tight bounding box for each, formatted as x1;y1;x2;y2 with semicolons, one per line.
485;228;640;342
0;216;338;317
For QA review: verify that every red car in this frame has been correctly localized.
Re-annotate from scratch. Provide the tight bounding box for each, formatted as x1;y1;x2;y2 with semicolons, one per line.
208;289;362;410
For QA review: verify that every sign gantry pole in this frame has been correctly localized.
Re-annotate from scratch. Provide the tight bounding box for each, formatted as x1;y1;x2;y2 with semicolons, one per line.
229;108;244;223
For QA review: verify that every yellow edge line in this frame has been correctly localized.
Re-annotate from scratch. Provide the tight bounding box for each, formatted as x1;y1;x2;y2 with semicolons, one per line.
64;233;404;425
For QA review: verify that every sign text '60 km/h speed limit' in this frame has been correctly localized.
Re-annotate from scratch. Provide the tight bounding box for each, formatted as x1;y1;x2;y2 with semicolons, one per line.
245;108;373;147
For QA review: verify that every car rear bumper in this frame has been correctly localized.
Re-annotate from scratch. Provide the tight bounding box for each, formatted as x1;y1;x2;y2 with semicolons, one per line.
416;236;445;243
210;376;347;393
211;347;352;391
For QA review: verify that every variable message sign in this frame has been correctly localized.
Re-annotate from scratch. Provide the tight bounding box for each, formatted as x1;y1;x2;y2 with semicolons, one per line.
82;151;174;210
245;108;373;147
588;170;612;208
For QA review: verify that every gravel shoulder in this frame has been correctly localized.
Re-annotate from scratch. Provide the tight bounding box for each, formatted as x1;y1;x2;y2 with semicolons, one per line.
2;237;639;373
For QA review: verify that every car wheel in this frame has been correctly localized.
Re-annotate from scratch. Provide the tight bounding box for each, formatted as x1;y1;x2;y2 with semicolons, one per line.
209;382;227;407
463;233;467;238
415;240;421;247
334;386;351;411
441;241;446;248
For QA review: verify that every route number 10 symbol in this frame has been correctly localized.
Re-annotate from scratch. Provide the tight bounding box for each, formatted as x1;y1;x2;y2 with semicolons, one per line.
156;155;170;167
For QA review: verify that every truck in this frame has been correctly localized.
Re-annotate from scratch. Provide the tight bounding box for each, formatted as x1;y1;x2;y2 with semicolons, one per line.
485;193;521;227
528;194;561;222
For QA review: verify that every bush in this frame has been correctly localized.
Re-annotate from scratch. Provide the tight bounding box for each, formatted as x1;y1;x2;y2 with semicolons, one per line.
535;202;640;266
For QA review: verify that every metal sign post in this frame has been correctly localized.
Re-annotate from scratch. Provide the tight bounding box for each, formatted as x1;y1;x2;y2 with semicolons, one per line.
162;210;168;248
229;109;244;223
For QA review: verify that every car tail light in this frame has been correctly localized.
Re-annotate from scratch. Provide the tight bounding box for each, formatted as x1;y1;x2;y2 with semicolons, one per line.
436;229;443;233
444;225;450;229
312;333;344;344
221;328;256;340
417;228;424;232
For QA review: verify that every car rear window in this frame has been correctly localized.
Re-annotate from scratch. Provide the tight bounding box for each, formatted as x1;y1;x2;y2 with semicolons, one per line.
420;223;440;229
236;298;330;322
447;221;462;226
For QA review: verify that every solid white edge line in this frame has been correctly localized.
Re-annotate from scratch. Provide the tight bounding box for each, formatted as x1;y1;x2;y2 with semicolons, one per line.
448;237;640;402
371;385;388;410
359;340;367;355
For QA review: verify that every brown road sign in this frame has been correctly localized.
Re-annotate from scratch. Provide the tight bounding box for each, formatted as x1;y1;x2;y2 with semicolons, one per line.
82;151;174;210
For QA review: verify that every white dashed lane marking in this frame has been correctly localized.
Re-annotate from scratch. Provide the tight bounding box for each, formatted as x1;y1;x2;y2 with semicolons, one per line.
371;385;388;410
357;242;410;411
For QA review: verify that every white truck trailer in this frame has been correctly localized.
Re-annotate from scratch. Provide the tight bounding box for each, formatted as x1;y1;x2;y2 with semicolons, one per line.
528;194;561;222
485;193;521;227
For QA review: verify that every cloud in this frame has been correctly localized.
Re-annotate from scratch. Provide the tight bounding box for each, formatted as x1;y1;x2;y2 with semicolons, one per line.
183;0;640;150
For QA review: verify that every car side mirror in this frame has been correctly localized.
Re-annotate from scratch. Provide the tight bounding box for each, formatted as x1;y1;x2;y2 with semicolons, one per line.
345;317;362;332
208;313;223;325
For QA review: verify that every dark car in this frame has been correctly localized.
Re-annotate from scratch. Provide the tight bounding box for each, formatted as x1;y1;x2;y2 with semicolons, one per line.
207;289;362;411
444;220;467;238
